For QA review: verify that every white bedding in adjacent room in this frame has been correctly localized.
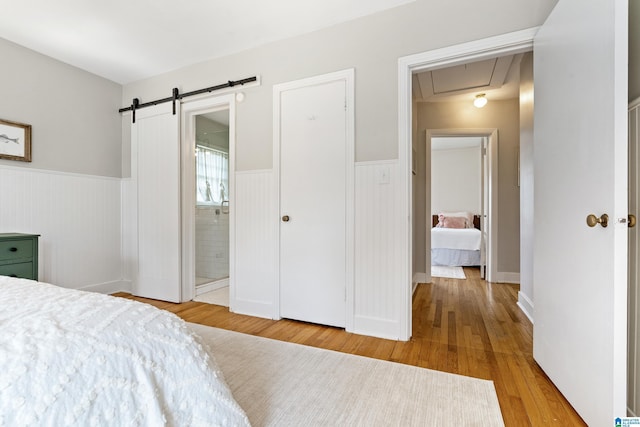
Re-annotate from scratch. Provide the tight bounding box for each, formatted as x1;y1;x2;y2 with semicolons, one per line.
0;277;250;427
431;227;482;251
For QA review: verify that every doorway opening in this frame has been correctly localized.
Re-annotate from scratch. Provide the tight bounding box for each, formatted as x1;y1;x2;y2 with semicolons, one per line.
424;130;498;285
194;110;230;302
181;94;236;306
427;134;493;282
399;28;536;340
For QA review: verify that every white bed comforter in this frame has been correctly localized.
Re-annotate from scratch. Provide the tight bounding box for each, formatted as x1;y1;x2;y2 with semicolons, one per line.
0;277;250;427
431;227;482;251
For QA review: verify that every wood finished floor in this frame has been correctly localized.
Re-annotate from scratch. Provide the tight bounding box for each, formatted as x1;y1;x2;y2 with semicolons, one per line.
114;267;585;426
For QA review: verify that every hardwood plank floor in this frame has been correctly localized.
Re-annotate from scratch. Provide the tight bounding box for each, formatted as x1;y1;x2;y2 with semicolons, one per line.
114;267;586;426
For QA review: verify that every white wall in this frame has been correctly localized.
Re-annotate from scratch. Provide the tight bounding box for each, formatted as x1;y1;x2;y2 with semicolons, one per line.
0;165;125;292
195;207;229;281
431;146;481;216
518;53;534;321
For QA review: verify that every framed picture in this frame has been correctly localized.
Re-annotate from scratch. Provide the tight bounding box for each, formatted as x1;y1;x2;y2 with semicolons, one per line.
0;118;31;162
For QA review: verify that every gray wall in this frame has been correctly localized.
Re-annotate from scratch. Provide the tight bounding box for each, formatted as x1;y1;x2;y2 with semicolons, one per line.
519;52;534;307
0;38;122;177
415;99;521;275
196;116;229;151
631;0;640;102
121;0;557;176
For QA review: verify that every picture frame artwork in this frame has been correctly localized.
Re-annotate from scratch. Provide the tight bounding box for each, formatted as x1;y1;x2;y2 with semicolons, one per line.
0;118;31;162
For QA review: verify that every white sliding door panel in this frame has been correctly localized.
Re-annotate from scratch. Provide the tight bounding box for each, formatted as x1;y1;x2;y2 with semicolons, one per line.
533;1;628;424
132;104;181;303
277;74;351;328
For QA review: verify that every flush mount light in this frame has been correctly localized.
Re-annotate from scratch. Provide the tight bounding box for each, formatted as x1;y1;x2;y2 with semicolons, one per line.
473;93;487;108
473;93;488;108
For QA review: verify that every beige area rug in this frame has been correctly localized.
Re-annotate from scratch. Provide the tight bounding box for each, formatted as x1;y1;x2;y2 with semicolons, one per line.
189;323;504;427
193;286;229;307
431;265;466;279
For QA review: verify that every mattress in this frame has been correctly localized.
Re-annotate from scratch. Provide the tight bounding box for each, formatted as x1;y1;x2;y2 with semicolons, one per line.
0;276;250;427
431;227;482;251
431;248;481;266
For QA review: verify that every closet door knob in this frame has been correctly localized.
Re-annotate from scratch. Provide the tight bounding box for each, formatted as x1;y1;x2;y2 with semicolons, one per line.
586;213;608;228
282;215;290;222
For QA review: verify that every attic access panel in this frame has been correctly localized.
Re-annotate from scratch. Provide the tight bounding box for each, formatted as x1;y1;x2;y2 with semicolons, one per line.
415;56;514;99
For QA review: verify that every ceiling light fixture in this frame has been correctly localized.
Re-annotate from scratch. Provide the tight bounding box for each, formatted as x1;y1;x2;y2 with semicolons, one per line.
473;93;487;108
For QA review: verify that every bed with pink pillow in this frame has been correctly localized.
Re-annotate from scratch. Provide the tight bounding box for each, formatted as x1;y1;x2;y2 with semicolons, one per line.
431;213;482;266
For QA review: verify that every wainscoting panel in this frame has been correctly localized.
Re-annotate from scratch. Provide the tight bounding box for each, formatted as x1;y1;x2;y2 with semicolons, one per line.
233;170;277;318
353;160;403;339
0;165;124;292
121;178;135;291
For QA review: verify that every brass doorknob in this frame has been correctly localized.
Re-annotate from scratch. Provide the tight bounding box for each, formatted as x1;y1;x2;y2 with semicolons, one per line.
586;213;609;228
282;215;290;222
630;214;637;228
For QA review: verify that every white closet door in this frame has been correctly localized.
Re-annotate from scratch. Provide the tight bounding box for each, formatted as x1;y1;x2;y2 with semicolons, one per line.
132;103;181;302
279;79;347;328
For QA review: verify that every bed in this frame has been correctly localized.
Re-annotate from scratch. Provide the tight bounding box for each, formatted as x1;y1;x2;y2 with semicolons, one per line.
0;276;250;426
431;213;483;267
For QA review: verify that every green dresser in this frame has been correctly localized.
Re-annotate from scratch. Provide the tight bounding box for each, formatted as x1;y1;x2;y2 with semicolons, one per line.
0;233;39;280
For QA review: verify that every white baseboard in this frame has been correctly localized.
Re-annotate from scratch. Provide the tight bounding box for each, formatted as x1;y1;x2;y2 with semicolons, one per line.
81;279;132;294
196;278;229;295
517;291;534;324
495;272;520;284
352;315;402;340
412;272;427;294
231;299;276;320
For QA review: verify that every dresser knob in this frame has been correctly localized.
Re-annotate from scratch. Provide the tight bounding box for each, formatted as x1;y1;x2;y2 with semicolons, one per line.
9;247;17;252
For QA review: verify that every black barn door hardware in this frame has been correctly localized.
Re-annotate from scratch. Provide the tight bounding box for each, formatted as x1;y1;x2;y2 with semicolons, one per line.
119;76;257;123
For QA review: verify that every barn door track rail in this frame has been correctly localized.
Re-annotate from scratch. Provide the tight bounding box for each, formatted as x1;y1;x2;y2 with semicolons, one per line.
119;76;257;123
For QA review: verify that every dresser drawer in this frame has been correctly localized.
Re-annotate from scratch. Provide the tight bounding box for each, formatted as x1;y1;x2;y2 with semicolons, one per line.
0;262;34;279
0;239;34;261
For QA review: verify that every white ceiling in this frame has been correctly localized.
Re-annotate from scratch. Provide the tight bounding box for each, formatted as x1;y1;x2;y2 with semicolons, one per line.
413;54;523;103
0;0;413;84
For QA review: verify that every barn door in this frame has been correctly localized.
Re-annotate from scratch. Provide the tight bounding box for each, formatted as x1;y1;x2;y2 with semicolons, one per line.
131;103;181;302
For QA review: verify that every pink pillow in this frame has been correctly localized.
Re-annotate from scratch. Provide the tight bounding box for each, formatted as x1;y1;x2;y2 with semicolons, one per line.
442;216;467;229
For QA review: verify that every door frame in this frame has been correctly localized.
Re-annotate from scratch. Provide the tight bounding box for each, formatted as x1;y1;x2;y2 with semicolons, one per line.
426;129;498;283
181;94;236;303
398;27;538;340
272;69;355;330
